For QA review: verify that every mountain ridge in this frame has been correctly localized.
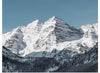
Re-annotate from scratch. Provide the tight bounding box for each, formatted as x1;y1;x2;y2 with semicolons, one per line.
2;16;98;57
2;16;98;72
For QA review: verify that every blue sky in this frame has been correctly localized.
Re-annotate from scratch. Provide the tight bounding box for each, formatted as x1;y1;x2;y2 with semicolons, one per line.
3;0;98;33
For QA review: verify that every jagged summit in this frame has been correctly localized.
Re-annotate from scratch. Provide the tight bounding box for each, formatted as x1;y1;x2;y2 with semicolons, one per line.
49;16;61;21
26;19;42;30
12;26;22;33
50;16;64;21
2;16;98;72
2;17;98;57
32;19;42;24
45;16;67;25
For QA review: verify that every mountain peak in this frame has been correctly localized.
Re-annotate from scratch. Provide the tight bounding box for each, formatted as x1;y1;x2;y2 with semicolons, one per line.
32;19;42;24
51;16;58;20
27;19;42;28
2;16;98;57
45;16;66;25
49;16;62;21
12;26;22;33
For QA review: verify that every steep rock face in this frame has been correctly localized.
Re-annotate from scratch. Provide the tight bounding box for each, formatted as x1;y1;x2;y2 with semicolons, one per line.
2;16;82;57
41;16;81;42
2;27;26;54
32;16;82;56
80;23;98;48
20;20;43;55
81;23;98;39
2;16;98;57
2;16;98;72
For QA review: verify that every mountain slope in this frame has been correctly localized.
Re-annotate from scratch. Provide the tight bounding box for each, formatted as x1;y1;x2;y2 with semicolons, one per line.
2;43;98;72
2;16;98;57
2;16;98;72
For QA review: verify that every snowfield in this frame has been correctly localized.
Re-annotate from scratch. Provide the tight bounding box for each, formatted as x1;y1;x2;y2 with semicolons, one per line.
2;16;98;57
2;16;98;72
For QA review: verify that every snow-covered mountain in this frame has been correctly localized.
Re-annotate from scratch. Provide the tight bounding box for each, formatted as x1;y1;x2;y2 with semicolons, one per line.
2;16;98;72
2;16;98;57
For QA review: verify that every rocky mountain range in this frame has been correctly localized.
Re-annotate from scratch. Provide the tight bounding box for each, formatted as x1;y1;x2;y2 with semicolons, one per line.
2;16;98;72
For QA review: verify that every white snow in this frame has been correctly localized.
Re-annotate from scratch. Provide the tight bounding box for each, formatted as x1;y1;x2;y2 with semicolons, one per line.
2;16;98;57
